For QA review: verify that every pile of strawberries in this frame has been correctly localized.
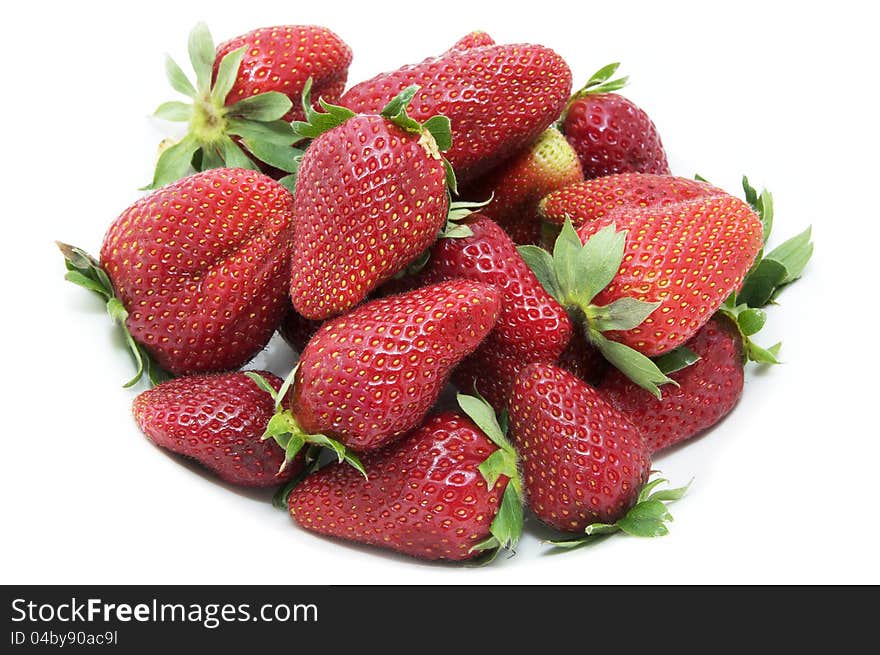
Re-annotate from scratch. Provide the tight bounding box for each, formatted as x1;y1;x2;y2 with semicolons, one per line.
59;23;813;562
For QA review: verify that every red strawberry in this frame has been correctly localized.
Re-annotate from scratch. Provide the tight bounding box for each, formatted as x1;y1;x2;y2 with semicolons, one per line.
521;176;764;397
288;394;523;561
560;64;670;179
556;337;608;387
419;216;572;409
215;25;352;123
289;86;452;319
278;310;323;354
599;178;815;452
149;23;349;187
539;173;724;228
443;31;496;54
340;42;572;183
509;363;686;541
461;129;583;244
600;316;743;453
58;168;295;384
264;280;501;453
132;371;300;487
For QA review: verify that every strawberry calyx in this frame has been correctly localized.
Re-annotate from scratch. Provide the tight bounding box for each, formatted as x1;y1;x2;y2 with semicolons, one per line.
56;242;165;388
518;219;675;398
456;392;523;562
548;476;691;549
559;62;629;125
245;370;366;478
714;176;814;364
149;22;302;189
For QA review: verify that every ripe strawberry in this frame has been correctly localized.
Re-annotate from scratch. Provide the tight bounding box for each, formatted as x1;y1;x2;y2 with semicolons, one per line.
522;177;764;396
418;216;572;409
539;173;724;228
278;310;323;354
560;63;670;179
461;129;583;244
600;178;814;452
149;23;349;187
262;280;501;453
556;336;608;386
288;393;523;561
509;363;686;541
443;31;496;54
289;86;452;320
215;25;352;123
340;42;572;183
132;371;301;486
601;316;743;452
58;168;295;384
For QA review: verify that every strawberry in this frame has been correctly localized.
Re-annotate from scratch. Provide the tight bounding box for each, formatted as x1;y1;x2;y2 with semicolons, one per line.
150;23;343;188
560;64;670;179
443;31;496;54
215;25;352;123
461;129;583;244
58;168;295;384
556;336;608;386
339;42;572;183
418;215;572;409
278;310;323;354
509;363;687;542
258;280;501;454
520;177;764;396
288;393;523;561
132;371;302;486
539;173;724;228
289;85;453;320
599;178;813;452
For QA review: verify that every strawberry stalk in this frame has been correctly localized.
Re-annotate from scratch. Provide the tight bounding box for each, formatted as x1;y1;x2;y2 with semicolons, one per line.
548;476;691;549
149;22;303;189
56;242;165;387
519;220;675;398
246;370;366;477
456;393;524;560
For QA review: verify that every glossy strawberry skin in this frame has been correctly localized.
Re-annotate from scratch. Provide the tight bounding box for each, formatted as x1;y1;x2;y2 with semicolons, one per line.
340;44;572;183
462;129;583;245
291;280;501;451
548;189;763;357
132;371;300;487
289;411;506;561
100;169;295;375
601;315;745;453
420;216;572;409
540;173;724;228
214;25;352;122
509;363;650;532
290;115;449;320
563;93;669;179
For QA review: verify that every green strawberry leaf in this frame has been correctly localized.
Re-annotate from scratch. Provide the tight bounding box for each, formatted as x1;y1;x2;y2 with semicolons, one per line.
271;449;319;509
444;160;458;195
244;372;279;401
187;22;215;94
517;245;562;304
380;85;422;132
765;226;813;285
154;101;193;122
547;476;689;549
654;346;700;375
147;134;200;189
243;140;303;173
588;297;661;333
57;242;166;387
456;392;511;451
590;331;675;399
736;258;788;308
746;339;782;365
227;118;297;145
226;92;294;122
164;55;197;98
292;77;356;140
277;174;298;194
219;137;259;170
211;46;246;105
276;364;299;411
477;449;512;491
552;218;590;303
423;115;453;152
737;308;767;337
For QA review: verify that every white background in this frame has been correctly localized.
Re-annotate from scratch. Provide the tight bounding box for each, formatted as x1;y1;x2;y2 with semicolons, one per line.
2;0;878;584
